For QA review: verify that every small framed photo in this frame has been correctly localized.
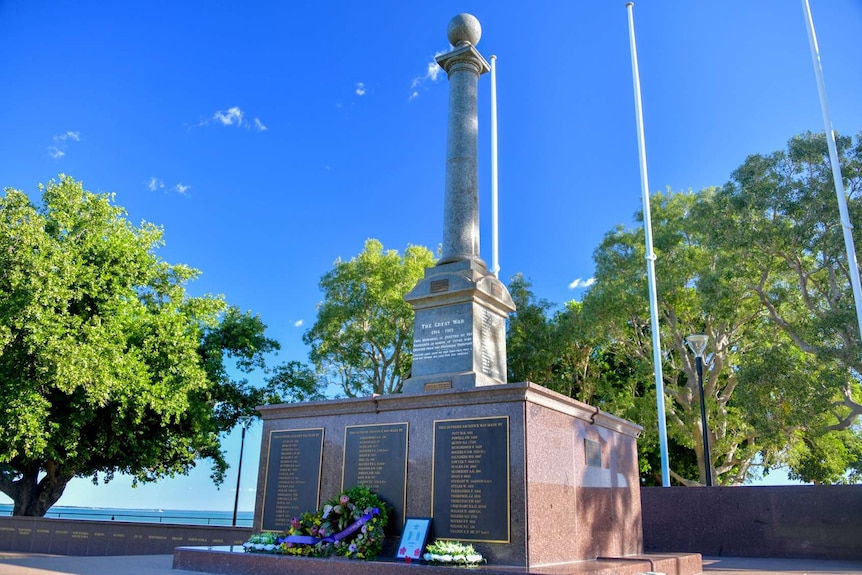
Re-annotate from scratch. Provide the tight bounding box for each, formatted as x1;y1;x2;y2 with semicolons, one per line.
396;517;431;561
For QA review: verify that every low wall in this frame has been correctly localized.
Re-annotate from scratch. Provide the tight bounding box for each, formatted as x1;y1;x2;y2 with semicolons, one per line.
641;485;862;560
0;515;251;556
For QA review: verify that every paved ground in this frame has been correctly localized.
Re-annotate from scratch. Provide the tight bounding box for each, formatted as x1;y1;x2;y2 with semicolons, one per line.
0;553;860;575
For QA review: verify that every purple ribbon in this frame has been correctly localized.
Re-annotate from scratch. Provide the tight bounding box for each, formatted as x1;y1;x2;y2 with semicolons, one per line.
280;508;379;547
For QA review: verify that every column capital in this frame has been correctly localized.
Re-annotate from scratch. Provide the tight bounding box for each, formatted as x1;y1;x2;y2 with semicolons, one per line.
436;44;490;77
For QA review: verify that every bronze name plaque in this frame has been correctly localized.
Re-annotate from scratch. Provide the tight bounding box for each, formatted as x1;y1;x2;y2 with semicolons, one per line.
585;438;602;468
432;416;510;543
261;428;324;531
342;423;408;531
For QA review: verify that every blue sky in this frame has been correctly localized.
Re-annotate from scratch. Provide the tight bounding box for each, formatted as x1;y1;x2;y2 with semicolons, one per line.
2;1;861;511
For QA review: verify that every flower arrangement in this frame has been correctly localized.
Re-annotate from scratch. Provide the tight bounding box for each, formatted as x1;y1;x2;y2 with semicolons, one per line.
244;485;389;561
423;540;485;566
242;531;279;552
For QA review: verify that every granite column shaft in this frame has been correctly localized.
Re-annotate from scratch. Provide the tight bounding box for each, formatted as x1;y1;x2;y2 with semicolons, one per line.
439;52;488;265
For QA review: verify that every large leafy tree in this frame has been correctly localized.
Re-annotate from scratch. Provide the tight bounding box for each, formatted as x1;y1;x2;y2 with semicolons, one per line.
583;190;770;485
702;131;862;482
0;176;278;516
303;239;436;396
516;131;862;486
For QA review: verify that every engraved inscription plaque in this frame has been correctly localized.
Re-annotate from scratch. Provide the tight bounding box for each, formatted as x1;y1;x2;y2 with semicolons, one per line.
261;428;324;531
432;416;510;542
412;312;472;367
585;438;602;468
342;423;408;530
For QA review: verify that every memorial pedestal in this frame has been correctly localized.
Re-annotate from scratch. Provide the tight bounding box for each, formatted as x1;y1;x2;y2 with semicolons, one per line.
252;383;646;569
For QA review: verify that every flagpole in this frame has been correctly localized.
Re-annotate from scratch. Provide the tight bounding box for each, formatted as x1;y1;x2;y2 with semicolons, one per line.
801;0;862;347
490;54;500;278
626;2;671;487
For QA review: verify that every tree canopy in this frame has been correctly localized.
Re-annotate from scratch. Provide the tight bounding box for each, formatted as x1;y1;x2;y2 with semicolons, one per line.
0;176;278;515
303;239;436;397
507;131;862;486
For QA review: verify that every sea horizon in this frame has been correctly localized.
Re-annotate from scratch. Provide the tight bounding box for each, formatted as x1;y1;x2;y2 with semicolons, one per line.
0;503;254;527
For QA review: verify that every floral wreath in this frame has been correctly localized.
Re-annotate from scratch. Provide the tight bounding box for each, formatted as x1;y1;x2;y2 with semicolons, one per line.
244;485;389;561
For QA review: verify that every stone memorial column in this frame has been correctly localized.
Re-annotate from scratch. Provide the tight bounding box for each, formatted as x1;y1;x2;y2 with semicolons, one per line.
403;14;515;394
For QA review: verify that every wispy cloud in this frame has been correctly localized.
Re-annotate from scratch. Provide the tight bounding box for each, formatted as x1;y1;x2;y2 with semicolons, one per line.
568;277;596;290
47;146;65;159
293;319;304;328
149;177;190;196
409;51;446;100
147;177;165;192
54;131;80;143
355;82;366;96
193;106;267;132
47;130;80;159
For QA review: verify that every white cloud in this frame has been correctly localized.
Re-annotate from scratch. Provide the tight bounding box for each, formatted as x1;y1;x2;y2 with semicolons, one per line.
54;130;80;142
174;183;191;195
355;82;366;96
293;319;304;328
48;130;80;158
201;106;268;132
409;51;447;99
213;106;244;127
147;177;165;192
47;146;65;159
568;277;596;290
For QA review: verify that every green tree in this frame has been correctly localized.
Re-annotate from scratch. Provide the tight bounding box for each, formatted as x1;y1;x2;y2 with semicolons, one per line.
507;274;605;403
303;239;436;396
707;131;862;433
701;130;862;482
259;360;326;404
0;176;277;516
583;190;767;485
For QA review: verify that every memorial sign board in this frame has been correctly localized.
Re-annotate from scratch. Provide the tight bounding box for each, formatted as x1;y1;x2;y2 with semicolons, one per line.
261;428;324;531
432;416;510;542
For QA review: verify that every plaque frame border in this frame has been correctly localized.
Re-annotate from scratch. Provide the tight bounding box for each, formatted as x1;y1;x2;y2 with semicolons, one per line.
260;427;325;532
430;415;511;543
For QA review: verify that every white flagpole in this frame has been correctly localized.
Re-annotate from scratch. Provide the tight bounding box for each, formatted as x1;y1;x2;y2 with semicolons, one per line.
801;0;862;348
490;54;500;278
626;2;671;487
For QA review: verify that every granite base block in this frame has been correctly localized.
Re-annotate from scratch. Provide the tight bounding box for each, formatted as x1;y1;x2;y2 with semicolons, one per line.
254;383;645;568
172;546;702;575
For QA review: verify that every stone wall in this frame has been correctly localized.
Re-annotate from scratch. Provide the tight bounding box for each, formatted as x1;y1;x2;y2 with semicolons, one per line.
641;485;862;560
0;515;250;555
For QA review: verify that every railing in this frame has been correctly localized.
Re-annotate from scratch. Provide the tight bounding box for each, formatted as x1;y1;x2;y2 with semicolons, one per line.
2;507;253;527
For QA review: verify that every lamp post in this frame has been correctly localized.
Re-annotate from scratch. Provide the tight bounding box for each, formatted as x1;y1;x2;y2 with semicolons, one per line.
685;334;712;487
232;417;253;526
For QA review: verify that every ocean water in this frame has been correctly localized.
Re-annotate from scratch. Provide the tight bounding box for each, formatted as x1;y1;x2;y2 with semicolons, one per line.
0;504;253;527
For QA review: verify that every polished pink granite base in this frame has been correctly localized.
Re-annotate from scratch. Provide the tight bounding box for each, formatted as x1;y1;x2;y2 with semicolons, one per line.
252;383;661;569
173;546;703;575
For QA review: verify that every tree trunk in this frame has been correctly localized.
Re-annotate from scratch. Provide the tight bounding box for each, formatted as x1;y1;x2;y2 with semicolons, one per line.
2;461;73;517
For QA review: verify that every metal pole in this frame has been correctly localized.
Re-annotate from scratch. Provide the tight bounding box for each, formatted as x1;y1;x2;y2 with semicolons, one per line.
232;423;247;527
695;356;713;486
490;54;500;277
626;1;671;487
801;0;862;350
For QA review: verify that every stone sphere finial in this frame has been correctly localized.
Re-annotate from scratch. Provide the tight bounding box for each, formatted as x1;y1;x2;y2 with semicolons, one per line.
447;13;482;47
